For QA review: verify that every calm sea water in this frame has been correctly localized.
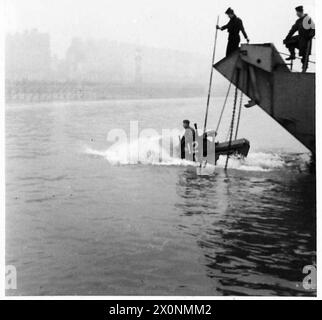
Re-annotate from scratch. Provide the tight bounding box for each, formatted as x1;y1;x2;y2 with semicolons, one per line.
6;97;316;296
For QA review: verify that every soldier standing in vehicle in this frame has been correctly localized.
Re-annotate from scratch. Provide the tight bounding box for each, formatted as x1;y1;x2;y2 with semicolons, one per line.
216;7;249;57
180;120;196;162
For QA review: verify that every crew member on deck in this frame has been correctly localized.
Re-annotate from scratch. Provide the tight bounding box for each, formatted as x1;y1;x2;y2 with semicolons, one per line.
283;6;315;71
217;7;249;57
180;120;196;161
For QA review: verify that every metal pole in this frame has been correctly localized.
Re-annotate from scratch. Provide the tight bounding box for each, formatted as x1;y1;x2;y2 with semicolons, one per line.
303;39;312;72
203;15;220;134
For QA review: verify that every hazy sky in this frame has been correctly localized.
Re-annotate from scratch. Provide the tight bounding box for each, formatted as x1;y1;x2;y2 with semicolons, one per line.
5;0;315;58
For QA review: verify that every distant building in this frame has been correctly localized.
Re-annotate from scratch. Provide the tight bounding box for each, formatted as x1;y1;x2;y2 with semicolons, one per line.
64;38;127;83
63;38;208;85
6;29;52;81
5;30;209;86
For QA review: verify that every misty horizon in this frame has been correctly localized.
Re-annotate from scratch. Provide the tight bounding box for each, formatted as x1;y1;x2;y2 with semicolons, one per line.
4;0;316;102
5;29;211;85
5;0;316;59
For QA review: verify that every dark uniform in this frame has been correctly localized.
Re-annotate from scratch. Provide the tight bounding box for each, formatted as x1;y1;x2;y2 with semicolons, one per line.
221;14;248;56
284;14;315;59
180;127;196;161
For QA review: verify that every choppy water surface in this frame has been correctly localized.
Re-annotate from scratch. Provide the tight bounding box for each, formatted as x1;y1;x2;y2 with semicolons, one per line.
6;98;316;296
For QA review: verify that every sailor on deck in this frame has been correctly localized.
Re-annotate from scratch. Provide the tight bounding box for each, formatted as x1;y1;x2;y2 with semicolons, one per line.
180;120;196;161
217;7;249;57
283;6;315;70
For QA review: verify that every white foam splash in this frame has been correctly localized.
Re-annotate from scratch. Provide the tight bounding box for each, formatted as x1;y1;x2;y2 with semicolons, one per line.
216;152;285;171
84;135;196;167
84;136;308;172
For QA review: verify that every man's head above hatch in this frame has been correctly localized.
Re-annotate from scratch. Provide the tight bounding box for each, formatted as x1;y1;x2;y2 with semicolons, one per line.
183;120;190;129
295;5;304;18
225;7;235;19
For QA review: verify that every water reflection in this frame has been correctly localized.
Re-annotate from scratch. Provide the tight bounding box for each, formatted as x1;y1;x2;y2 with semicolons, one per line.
176;168;316;296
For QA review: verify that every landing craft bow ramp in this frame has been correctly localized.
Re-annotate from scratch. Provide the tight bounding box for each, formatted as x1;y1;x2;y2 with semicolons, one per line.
214;43;315;154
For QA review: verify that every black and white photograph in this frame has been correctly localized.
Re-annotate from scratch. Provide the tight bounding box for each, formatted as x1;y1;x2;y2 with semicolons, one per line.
2;0;319;300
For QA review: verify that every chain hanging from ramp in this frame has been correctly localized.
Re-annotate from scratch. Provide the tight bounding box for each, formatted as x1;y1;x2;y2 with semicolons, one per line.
234;90;244;140
224;69;240;171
